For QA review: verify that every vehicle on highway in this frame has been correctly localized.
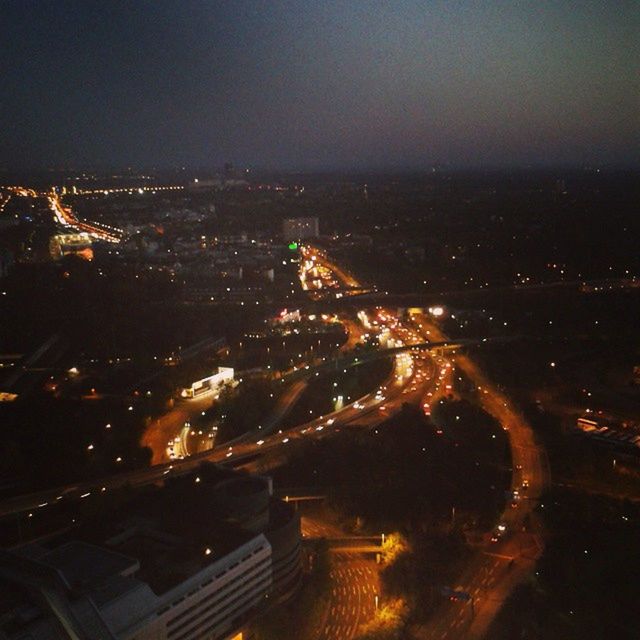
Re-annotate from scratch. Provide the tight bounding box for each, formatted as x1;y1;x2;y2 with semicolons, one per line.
491;522;507;543
448;587;471;603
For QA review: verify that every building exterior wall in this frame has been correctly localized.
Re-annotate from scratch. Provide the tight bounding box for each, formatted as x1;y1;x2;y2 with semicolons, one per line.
0;477;301;640
263;502;302;602
125;536;272;640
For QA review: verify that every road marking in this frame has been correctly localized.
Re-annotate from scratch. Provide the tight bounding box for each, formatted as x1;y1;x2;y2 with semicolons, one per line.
483;551;515;560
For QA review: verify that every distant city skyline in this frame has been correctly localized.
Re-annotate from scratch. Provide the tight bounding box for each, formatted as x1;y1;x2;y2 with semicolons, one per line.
1;0;638;170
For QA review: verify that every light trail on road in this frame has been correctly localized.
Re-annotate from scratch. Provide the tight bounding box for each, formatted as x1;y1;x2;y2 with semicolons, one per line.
407;313;548;640
48;193;122;243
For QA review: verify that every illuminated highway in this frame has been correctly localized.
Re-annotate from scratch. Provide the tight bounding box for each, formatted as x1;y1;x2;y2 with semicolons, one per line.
407;313;548;640
295;247;549;639
0;242;439;640
0;313;432;510
321;556;379;640
48;192;122;243
301;515;380;640
299;244;366;297
0;241;547;640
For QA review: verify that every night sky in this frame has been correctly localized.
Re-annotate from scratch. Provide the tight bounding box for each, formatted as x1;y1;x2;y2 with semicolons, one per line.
1;0;637;170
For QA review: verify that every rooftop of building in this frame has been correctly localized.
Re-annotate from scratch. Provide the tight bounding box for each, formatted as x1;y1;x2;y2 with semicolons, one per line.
8;465;267;597
0;464;298;640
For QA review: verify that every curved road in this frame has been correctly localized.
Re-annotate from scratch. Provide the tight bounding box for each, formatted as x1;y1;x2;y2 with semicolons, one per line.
0;246;547;640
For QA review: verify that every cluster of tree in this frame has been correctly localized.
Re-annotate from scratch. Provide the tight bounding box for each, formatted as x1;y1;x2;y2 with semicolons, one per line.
332;171;638;294
274;401;509;532
378;531;471;625
0;256;250;359
355;598;409;640
281;358;391;428
207;378;280;443
488;487;640;639
270;400;511;627
235;327;347;372
0;395;152;493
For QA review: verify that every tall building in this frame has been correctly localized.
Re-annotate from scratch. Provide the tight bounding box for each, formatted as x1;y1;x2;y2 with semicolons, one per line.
0;466;301;640
282;217;319;241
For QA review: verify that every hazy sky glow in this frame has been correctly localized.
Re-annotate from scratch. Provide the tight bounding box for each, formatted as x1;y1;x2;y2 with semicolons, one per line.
1;0;638;169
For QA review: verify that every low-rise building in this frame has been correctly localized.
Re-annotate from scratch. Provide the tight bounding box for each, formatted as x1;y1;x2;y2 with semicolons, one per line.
0;466;301;640
181;367;235;399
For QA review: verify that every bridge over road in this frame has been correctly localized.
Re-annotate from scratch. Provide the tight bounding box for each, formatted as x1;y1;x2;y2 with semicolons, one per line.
306;535;384;555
